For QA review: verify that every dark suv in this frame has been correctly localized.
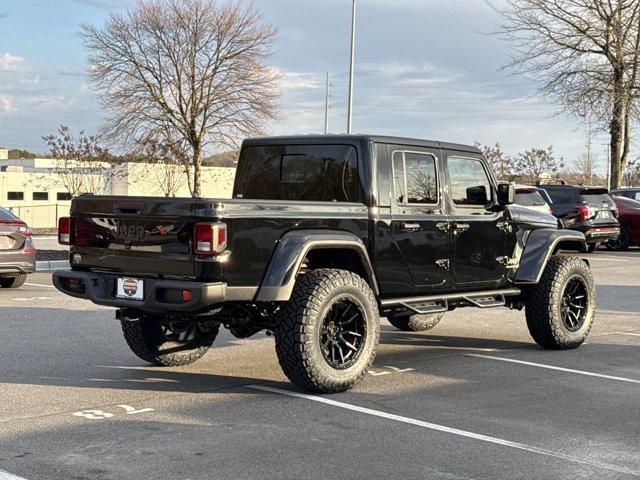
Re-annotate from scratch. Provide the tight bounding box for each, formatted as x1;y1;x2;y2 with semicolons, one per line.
540;185;620;252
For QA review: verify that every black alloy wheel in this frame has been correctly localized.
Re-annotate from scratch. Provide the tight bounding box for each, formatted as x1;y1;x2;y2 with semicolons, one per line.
560;276;588;332
320;296;367;369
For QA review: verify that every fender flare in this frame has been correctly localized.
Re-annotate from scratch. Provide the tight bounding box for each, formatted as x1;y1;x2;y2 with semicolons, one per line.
514;228;588;285
255;230;379;302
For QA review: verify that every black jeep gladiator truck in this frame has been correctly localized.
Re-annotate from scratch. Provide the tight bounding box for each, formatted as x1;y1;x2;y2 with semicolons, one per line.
53;135;595;393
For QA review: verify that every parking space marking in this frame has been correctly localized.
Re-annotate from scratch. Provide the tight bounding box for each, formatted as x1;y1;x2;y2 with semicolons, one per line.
249;385;640;476
586;257;629;262
0;469;29;480
466;354;640;384
23;283;56;288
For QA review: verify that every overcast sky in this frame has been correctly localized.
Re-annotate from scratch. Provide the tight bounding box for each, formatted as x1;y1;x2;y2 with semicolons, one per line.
0;0;613;172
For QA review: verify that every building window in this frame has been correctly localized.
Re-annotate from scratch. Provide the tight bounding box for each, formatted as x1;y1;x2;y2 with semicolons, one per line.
33;192;49;201
7;192;24;201
56;192;73;201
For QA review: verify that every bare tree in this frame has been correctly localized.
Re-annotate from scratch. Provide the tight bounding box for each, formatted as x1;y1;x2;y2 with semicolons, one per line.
623;158;640;186
475;142;514;179
573;123;597;184
128;140;187;197
495;0;640;188
514;146;565;183
81;0;279;197
40;125;113;197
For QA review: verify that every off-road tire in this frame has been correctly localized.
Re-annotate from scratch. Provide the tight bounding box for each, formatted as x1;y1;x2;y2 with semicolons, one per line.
523;256;595;350
274;269;380;393
121;316;219;366
605;227;630;251
0;274;27;289
387;313;443;332
586;242;599;253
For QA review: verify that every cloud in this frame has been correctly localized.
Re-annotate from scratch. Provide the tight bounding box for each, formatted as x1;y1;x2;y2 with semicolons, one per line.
0;53;26;72
66;0;132;10
0;93;13;111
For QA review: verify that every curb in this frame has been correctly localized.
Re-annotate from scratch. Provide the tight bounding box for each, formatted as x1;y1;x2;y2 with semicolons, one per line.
36;260;69;271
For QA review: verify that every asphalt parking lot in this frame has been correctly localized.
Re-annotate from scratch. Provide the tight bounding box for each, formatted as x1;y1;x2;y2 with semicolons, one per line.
0;250;639;480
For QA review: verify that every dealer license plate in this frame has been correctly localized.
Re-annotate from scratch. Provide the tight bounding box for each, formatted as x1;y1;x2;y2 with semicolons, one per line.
116;277;144;301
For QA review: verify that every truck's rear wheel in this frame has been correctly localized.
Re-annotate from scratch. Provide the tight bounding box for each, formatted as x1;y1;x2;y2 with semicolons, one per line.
523;256;595;350
121;316;219;366
274;269;380;393
0;274;27;289
387;313;443;332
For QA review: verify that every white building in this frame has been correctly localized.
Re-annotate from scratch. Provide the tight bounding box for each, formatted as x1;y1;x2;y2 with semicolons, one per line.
0;156;235;228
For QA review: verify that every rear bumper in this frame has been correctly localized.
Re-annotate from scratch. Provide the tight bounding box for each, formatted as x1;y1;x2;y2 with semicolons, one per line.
52;270;257;313
0;263;35;275
578;226;621;242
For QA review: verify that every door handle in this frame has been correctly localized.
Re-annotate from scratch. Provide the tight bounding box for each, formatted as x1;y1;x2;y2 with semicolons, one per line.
454;223;470;231
401;223;421;232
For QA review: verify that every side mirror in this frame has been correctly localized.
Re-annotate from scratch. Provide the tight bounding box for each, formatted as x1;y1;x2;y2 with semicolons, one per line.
497;182;515;206
466;185;489;206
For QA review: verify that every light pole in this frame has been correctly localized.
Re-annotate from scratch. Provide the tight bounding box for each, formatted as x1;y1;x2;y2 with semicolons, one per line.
347;0;356;134
324;72;330;134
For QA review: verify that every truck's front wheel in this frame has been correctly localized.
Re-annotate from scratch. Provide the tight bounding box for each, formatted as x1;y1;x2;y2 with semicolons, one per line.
121;316;219;366
275;269;380;393
523;256;595;349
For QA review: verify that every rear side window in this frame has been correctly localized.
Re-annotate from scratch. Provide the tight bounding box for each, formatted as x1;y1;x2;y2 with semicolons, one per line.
0;206;19;221
234;145;361;202
448;157;492;206
392;151;438;204
515;190;547;207
544;188;576;204
581;193;614;208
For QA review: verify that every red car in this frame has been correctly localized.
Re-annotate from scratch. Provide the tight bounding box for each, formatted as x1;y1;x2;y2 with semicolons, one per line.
606;195;640;250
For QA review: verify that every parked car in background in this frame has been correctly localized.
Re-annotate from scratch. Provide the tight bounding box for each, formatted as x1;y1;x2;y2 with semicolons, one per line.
605;195;640;251
610;188;640;201
513;185;552;215
540;184;620;252
0;206;36;288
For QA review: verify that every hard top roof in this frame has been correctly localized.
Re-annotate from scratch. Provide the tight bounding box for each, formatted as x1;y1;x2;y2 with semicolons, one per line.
242;134;481;154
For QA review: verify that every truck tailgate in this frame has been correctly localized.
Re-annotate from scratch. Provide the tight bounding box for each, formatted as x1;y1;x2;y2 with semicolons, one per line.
71;196;205;278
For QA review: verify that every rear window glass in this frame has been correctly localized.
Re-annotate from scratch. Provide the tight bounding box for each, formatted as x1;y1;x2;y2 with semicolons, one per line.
0;206;19;221
581;193;614;207
544;188;576;204
234;145;361;202
515;190;547;207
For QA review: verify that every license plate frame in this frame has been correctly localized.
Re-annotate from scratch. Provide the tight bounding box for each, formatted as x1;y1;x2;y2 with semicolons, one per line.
116;277;144;301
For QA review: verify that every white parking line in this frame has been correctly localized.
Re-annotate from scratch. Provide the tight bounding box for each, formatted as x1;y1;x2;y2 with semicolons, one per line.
586;257;630;262
466;354;640;384
24;283;56;289
250;385;640;476
0;469;29;480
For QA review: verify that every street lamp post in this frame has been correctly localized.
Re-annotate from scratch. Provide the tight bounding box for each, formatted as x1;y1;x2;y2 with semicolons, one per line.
347;0;356;134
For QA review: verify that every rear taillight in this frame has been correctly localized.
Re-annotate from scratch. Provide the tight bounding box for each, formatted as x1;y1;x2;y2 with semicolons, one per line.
58;217;74;245
18;225;32;236
575;205;591;222
194;222;227;255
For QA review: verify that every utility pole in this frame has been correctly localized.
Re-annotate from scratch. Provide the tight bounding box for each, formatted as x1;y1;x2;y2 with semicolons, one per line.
324;72;330;134
347;0;356;134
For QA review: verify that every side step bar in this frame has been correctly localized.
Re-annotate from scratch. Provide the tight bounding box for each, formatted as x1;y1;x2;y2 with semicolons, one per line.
381;288;521;313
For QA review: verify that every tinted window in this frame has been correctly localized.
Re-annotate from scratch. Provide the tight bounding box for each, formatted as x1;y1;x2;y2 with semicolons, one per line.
234;145;361;202
57;192;73;201
392;151;438;204
515;190;547;207
7;192;24;201
581;193;614;208
544;188;576;204
33;192;48;201
448;157;492;206
0;206;19;221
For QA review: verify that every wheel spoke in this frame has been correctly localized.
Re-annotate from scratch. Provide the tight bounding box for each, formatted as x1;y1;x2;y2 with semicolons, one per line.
341;337;358;352
342;330;362;337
